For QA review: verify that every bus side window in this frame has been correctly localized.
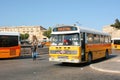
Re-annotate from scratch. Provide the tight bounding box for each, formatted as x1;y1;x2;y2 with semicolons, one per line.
87;33;94;44
109;36;111;43
94;34;100;43
100;35;104;43
105;36;109;43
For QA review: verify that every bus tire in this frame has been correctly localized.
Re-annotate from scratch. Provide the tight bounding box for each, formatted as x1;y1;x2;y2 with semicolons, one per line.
87;53;92;64
105;50;109;59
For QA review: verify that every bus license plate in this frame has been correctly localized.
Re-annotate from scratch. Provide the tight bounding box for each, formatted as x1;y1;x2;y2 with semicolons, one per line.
58;56;68;59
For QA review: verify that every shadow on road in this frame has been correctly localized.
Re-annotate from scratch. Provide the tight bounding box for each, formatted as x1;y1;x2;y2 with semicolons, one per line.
92;54;117;64
0;56;32;60
54;54;118;67
54;62;89;67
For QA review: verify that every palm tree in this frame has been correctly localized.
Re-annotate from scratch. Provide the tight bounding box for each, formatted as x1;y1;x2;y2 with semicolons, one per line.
111;19;120;29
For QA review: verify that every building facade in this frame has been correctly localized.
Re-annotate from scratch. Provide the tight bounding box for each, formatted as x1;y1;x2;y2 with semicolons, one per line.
0;26;48;42
103;25;120;39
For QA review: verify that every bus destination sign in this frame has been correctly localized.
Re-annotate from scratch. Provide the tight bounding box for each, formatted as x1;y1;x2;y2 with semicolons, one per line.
53;26;77;32
58;27;71;31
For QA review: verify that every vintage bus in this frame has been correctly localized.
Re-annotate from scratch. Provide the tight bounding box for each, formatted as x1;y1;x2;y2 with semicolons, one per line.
111;38;120;49
49;25;111;63
0;32;21;58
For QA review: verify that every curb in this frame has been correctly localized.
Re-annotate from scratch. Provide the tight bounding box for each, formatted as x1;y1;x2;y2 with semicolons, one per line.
90;65;120;74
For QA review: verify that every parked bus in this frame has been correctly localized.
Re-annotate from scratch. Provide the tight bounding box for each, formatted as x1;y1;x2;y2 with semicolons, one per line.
49;25;111;63
0;32;21;58
111;38;120;49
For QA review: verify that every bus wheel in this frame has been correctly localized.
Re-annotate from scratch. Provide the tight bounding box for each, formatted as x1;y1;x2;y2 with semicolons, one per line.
105;50;109;59
87;54;92;64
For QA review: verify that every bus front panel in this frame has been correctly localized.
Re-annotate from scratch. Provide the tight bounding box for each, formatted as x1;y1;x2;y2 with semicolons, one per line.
49;46;82;63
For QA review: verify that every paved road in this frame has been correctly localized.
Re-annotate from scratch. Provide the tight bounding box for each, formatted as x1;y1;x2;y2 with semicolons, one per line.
0;49;120;80
90;49;120;73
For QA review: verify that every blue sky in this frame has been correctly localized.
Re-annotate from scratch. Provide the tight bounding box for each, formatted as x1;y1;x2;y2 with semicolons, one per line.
0;0;120;31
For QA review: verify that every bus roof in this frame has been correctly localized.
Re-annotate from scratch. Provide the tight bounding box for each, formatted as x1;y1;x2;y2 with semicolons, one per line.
0;32;20;36
79;26;110;36
111;38;120;40
52;24;110;36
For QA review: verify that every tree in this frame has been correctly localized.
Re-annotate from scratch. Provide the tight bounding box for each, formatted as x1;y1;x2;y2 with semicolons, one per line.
20;34;25;40
111;19;120;29
43;27;52;39
25;33;29;39
20;33;29;40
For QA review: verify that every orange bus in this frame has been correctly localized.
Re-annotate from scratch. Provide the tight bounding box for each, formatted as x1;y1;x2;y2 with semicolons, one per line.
111;38;120;49
49;25;112;64
0;32;21;58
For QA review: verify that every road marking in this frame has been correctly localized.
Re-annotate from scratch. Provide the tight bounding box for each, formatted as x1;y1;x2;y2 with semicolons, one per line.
90;65;120;74
117;60;120;62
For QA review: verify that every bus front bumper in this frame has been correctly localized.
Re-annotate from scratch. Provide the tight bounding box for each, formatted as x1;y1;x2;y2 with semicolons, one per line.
49;57;81;63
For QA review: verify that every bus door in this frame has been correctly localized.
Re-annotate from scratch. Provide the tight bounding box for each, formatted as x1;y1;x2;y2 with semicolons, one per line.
81;32;86;61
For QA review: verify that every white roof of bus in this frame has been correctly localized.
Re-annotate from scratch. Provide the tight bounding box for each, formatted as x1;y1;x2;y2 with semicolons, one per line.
52;25;110;36
79;26;109;35
0;32;20;36
111;38;120;40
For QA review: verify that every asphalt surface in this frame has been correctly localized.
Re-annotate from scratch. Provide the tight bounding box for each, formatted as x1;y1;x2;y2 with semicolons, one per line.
0;48;120;80
90;49;120;73
0;54;120;80
21;47;120;74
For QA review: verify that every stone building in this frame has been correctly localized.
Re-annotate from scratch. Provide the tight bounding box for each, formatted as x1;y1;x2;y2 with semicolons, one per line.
0;26;48;42
103;25;120;39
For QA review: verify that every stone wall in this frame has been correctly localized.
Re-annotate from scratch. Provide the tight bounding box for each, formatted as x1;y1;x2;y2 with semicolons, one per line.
103;25;120;39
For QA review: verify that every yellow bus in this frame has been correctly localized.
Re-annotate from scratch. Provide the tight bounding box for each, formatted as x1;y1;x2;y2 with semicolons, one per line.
0;32;21;58
111;38;120;49
49;25;111;63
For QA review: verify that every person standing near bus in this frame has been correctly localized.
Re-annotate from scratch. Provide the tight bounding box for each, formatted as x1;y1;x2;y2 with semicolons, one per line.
31;35;38;61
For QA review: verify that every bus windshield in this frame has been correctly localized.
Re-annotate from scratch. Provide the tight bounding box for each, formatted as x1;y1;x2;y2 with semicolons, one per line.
114;40;120;44
51;33;80;46
0;36;18;47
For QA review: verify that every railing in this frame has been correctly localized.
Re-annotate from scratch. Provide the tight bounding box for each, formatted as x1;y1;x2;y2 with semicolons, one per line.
21;45;49;57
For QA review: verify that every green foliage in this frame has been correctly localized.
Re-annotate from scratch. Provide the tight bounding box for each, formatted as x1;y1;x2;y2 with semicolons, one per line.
25;33;29;39
111;19;120;29
43;27;52;39
20;34;24;40
20;33;29;40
